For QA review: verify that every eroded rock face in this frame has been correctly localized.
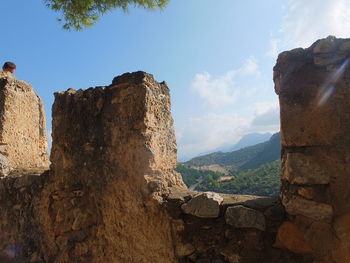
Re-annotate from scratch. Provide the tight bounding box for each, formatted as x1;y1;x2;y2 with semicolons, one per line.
0;75;49;174
275;36;350;262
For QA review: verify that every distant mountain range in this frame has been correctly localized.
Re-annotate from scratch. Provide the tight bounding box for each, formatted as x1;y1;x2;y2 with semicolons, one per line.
227;132;272;152
184;132;281;171
198;132;272;155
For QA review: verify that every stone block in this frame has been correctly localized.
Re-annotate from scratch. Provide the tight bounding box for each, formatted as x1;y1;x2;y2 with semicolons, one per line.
282;196;333;221
181;192;223;218
225;205;266;231
275;221;313;254
282;152;330;185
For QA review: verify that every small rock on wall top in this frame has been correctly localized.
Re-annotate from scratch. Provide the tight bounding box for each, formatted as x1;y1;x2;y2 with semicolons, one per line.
181;192;223;218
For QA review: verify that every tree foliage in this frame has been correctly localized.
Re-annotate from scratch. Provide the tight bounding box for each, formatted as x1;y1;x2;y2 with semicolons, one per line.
45;0;170;30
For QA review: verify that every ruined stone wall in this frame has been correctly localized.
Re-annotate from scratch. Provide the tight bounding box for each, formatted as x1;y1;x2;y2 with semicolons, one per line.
274;36;350;263
44;71;185;262
5;61;350;262
0;75;49;174
0;72;186;263
0;71;311;263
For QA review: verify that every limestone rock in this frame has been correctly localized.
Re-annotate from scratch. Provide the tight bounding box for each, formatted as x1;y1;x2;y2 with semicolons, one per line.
282;196;333;221
175;243;195;257
332;212;350;262
282;152;330;184
304;221;335;257
313;53;347;66
275;221;313;254
339;41;350;51
313;36;338;54
181;192;223;218
297;187;315;200
225;205;266;231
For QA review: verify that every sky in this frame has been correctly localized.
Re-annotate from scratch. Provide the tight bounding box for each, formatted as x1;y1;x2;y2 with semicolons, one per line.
1;0;350;161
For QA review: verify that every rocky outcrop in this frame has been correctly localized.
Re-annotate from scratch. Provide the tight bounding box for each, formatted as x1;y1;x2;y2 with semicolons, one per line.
275;36;350;263
0;75;49;175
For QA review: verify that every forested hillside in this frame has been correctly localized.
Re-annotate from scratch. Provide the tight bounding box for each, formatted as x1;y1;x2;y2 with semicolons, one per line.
185;132;280;170
184;142;267;168
177;132;282;197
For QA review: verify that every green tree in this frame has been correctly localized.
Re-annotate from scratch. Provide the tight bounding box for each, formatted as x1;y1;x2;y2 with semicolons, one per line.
45;0;170;30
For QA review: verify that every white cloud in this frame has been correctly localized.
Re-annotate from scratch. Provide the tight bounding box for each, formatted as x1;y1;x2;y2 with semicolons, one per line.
253;101;279;115
281;0;350;48
240;57;259;74
190;57;259;107
176;100;280;161
176;113;250;161
267;39;280;59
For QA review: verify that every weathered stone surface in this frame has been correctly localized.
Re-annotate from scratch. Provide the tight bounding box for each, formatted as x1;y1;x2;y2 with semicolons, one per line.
0;72;185;263
275;222;313;254
313;36;338;54
181;192;223;218
304;221;335;258
332;212;350;263
276;36;350;262
282;196;333;221
339;41;350;51
0;75;49;173
297;187;315;200
282;152;330;184
225;205;266;231
313;53;346;66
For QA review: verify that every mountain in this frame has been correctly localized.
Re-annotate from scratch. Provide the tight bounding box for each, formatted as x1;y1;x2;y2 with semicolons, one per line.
184;142;267;168
184;132;281;171
201;132;273;154
239;132;281;170
178;132;282;197
228;132;272;152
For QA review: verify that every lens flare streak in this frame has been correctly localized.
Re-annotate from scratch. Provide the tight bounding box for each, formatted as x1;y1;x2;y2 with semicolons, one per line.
317;58;350;107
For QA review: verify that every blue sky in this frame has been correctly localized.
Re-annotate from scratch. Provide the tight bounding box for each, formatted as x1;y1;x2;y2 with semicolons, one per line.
1;0;350;160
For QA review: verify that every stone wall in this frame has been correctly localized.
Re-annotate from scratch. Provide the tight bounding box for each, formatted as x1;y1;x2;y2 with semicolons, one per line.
0;72;186;263
274;36;350;263
166;188;310;263
2;60;350;262
0;75;49;175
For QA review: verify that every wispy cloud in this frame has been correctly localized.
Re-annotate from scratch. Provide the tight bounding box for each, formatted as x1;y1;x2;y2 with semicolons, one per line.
176;112;250;160
281;0;350;48
267;39;280;59
190;57;259;107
